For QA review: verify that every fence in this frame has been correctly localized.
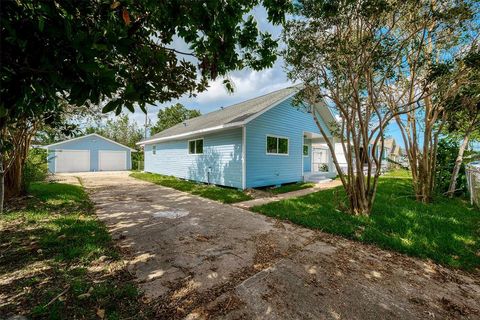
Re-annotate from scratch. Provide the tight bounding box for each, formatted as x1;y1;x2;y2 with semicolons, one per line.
466;164;480;208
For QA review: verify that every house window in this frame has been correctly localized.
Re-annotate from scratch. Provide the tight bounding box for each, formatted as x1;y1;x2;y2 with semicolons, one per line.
266;135;289;155
303;145;309;156
152;145;156;155
188;138;203;154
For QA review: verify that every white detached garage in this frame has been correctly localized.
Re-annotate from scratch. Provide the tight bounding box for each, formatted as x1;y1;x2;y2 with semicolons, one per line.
45;133;135;173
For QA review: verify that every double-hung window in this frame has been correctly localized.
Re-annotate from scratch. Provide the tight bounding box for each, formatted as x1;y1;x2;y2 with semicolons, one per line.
152;145;156;155
188;138;204;154
266;135;289;155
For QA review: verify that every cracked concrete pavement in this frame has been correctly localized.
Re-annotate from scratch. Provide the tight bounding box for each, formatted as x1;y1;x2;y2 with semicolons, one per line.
64;171;480;319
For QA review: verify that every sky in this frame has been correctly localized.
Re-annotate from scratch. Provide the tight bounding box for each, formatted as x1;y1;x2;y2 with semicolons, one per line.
125;6;408;146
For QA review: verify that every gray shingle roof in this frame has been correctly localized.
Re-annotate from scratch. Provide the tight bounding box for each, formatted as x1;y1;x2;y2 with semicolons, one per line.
142;85;300;143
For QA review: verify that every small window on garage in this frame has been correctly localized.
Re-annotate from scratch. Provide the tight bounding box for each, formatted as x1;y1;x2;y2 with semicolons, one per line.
188;138;203;154
152;145;156;155
303;145;309;156
266;135;289;155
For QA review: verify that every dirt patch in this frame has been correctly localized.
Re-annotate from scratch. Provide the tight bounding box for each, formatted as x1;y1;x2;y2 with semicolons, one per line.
152;232;291;319
244;188;274;199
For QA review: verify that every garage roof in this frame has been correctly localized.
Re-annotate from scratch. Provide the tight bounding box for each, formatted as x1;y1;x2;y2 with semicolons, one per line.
43;133;137;151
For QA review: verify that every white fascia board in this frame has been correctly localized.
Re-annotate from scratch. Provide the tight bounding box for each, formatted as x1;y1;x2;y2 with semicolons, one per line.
137;123;244;145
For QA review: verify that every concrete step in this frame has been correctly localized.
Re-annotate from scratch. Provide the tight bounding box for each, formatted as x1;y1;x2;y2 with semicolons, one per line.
303;172;333;183
306;178;332;184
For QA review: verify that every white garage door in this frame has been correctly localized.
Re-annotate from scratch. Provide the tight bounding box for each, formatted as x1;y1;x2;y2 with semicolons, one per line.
98;150;127;171
56;150;90;173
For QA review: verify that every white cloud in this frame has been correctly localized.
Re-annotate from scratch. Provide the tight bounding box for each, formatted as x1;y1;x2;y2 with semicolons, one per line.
192;62;292;107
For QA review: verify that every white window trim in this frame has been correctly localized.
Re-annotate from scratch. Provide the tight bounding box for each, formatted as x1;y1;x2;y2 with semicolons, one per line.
265;134;289;156
188;138;204;155
303;144;309;157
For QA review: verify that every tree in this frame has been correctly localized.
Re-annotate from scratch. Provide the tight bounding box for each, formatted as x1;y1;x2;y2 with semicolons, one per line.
383;0;478;203
2;102;101;206
150;103;201;135
284;0;427;215
439;49;480;196
86;114;143;150
0;0;291;212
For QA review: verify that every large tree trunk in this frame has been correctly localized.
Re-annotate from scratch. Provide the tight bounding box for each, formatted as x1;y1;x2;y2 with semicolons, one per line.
397;95;444;204
447;133;470;197
310;106;382;216
5;153;25;199
0;156;4;214
3;120;37;202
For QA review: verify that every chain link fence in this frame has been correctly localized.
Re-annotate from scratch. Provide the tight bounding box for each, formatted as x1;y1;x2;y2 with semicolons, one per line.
466;164;480;208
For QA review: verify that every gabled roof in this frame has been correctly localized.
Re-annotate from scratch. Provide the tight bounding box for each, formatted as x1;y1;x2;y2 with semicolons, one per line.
43;133;137;152
139;85;336;145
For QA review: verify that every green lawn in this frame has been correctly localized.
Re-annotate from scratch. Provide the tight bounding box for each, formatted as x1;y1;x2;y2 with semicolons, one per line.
0;182;152;319
251;171;480;270
267;182;315;195
130;172;253;204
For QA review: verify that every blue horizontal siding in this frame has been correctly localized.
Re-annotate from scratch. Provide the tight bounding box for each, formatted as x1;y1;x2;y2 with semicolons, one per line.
245;97;329;188
47;135;132;172
303;138;312;172
144;128;243;189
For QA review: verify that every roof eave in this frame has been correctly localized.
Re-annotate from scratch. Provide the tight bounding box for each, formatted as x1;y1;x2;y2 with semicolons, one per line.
137;123;245;145
138;91;299;146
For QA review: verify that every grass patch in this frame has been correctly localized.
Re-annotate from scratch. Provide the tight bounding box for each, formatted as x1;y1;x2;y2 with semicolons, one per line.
251;171;480;270
0;182;153;319
130;172;252;204
266;182;315;195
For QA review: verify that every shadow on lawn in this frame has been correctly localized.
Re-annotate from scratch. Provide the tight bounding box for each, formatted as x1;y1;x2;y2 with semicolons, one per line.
0;182;153;319
252;176;480;270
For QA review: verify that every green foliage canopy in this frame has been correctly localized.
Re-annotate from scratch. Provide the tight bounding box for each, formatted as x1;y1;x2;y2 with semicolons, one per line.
1;0;290;128
150;103;201;135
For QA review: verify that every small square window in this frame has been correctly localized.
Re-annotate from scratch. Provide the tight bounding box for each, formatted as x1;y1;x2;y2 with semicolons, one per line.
303;145;309;156
266;135;288;155
189;139;203;154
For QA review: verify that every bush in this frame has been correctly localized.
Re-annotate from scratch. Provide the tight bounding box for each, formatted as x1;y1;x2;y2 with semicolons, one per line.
132;150;144;171
23;148;48;189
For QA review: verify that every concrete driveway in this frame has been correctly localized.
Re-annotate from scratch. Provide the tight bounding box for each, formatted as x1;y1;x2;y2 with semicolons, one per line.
68;172;479;319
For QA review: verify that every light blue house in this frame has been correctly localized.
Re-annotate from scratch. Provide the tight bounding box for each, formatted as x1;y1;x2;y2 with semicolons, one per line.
45;133;135;173
139;86;337;189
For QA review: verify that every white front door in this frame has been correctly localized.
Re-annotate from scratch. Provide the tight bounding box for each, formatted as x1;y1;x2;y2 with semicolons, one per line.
55;150;90;173
98;150;127;171
312;147;330;172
